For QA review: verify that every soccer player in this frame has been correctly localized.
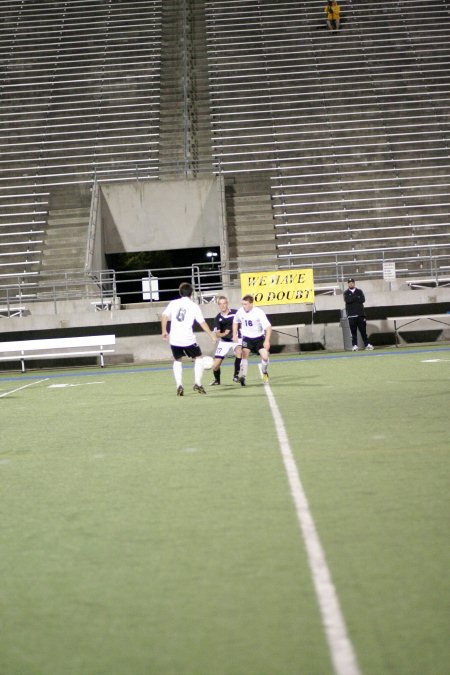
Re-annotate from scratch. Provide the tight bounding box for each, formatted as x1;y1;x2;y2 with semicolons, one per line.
161;282;216;396
210;295;242;386
232;294;272;386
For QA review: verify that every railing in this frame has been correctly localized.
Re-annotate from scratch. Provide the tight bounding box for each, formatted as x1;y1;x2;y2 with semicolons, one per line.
0;269;116;315
0;245;449;314
85;178;100;273
277;246;450;287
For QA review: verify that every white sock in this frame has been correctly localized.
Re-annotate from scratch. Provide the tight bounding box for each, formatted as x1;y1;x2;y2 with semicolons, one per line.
240;359;248;377
173;360;182;387
194;357;204;386
261;358;269;373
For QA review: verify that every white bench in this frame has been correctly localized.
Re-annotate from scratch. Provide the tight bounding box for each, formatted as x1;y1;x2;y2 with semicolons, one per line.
0;306;27;318
90;299;114;311
388;315;450;347
198;289;222;304
407;278;450;289
0;334;116;372
314;285;339;296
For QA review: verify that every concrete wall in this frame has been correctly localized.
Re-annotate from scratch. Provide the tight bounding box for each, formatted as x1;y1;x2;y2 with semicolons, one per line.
91;187;106;271
99;177;223;254
1;281;449;369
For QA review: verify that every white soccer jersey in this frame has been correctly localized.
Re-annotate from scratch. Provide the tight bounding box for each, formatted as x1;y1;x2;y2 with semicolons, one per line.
162;296;206;346
234;306;271;338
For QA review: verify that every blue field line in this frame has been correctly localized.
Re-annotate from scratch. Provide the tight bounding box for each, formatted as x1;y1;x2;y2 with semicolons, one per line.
0;345;450;384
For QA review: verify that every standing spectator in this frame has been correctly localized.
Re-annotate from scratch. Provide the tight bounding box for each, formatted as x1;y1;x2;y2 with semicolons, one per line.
161;282;216;396
324;0;341;31
210;295;243;386
232;295;272;386
344;278;374;351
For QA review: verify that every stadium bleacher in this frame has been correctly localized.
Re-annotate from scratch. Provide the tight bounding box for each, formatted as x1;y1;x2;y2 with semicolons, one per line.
0;0;449;293
205;0;450;274
0;0;162;293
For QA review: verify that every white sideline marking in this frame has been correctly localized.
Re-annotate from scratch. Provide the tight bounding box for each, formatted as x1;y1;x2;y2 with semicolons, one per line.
260;369;361;675
0;378;49;398
421;358;450;363
48;381;105;389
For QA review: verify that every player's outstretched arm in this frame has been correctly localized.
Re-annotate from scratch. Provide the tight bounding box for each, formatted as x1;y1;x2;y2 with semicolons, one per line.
200;321;217;342
232;321;240;342
161;315;169;341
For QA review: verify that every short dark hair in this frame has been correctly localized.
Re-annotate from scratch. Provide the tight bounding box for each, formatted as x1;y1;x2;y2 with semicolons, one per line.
242;294;254;303
179;282;194;297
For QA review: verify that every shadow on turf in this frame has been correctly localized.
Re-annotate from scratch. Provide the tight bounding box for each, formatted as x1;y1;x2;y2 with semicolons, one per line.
208;375;325;391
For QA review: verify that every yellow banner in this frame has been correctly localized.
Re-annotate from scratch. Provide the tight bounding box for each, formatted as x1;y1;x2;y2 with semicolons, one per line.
240;268;314;306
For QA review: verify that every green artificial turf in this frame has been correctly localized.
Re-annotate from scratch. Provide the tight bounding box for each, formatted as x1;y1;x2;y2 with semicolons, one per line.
273;350;450;675
0;348;449;675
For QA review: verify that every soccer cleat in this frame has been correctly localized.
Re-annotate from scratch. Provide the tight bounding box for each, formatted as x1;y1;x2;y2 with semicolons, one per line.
262;371;269;383
239;376;246;387
210;380;220;386
176;385;184;396
233;375;240;383
365;344;374;351
352;345;359;351
193;384;207;394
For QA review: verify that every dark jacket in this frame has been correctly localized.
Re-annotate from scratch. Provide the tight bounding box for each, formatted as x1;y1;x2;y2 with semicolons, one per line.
344;287;366;317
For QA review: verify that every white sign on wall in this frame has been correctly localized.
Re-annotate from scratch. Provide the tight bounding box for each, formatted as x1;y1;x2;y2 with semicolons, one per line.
383;262;396;281
142;276;159;301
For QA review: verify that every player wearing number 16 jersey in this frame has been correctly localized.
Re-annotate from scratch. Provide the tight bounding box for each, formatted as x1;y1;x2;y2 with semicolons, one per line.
232;294;271;386
161;282;216;396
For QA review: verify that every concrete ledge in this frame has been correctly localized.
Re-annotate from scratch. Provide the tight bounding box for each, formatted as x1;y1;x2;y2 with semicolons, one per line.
0;281;448;363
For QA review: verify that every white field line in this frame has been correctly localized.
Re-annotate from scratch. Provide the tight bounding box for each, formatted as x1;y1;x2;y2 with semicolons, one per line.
260;368;361;675
0;378;49;398
48;381;105;388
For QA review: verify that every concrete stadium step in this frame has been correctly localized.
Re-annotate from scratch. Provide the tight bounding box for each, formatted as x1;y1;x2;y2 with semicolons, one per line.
38;186;92;278
43;241;86;254
46;213;90;228
45;225;87;239
224;174;276;263
42;235;86;252
237;253;278;267
40;256;83;272
234;216;275;229
229;235;276;250
40;258;85;271
237;241;277;255
231;222;275;237
231;197;272;208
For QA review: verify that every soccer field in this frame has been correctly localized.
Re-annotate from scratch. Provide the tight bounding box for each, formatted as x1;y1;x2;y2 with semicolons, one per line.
1;347;449;675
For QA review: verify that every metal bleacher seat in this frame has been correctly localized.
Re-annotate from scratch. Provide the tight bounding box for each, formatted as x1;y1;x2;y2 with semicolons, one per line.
0;1;162;184
0;190;49;285
0;0;162;294
1;0;449;290
205;0;450;278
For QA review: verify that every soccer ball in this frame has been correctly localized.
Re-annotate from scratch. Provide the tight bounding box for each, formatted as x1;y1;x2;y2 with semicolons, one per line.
202;355;214;370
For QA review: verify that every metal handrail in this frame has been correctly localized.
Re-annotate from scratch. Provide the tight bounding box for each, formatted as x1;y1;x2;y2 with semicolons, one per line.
0;245;449;312
85;177;99;273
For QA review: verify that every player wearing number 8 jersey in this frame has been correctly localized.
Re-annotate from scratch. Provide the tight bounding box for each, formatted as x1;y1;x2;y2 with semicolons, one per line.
161;282;216;396
232;294;271;386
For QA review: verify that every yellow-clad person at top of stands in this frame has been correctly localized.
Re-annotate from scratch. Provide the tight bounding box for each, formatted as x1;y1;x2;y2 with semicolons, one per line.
324;0;340;31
